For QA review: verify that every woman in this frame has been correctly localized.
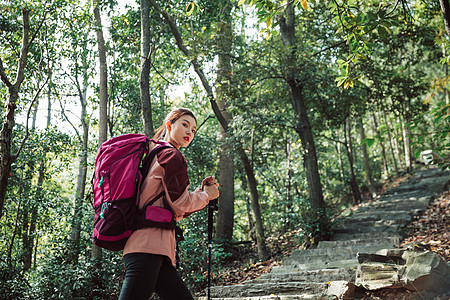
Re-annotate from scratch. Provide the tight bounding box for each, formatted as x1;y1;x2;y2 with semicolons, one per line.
119;108;220;300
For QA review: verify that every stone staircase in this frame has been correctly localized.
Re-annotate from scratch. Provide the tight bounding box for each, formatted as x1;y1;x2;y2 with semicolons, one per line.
198;167;450;300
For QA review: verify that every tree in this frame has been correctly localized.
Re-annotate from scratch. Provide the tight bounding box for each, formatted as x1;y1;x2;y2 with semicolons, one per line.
91;0;108;294
214;0;236;247
140;0;154;137
440;0;450;36
358;117;377;198
344;117;361;204
57;1;94;265
0;8;46;219
277;3;326;213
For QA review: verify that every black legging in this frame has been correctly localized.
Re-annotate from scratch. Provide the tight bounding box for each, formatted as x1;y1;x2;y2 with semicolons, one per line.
118;253;193;300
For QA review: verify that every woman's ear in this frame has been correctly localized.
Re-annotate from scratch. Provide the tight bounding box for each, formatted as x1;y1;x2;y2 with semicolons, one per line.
166;120;171;132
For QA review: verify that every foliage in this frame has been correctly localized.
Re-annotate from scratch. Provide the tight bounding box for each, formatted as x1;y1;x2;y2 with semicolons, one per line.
408;101;450;169
1;0;449;298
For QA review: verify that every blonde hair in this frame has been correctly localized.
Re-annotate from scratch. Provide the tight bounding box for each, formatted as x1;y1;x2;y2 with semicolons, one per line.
152;108;197;141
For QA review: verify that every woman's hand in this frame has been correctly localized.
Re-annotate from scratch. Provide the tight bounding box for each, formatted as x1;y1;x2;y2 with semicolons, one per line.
202;176;219;200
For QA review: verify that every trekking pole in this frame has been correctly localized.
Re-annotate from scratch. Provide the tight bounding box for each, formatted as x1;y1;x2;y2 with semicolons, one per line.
207;198;218;300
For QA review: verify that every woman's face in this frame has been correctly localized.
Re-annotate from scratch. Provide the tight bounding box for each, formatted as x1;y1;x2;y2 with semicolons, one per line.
165;114;197;149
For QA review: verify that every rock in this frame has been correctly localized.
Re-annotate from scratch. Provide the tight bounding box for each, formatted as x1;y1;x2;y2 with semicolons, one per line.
357;253;406;265
326;281;356;300
355;249;450;296
402;250;450;292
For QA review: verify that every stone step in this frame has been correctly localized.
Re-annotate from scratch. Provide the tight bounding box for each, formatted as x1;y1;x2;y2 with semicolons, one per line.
201;169;450;300
378;188;430;201
337;215;412;227
352;201;429;212
251;268;356;284
197;294;334;300
317;236;401;249
284;245;393;265
334;223;402;235
371;195;430;204
345;209;424;219
336;213;412;226
207;282;328;298
384;174;449;195
273;259;359;272
332;231;404;241
290;244;393;258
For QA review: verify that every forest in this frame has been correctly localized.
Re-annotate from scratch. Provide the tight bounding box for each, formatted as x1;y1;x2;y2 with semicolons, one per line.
0;0;449;299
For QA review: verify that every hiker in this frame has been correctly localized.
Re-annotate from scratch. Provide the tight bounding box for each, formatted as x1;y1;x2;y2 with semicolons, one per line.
118;108;220;300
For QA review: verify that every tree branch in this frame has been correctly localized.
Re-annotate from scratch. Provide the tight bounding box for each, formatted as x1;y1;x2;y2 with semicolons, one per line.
0;58;12;87
58;97;81;141
12;75;50;162
148;0;229;131
313;41;346;57
144;52;178;85
14;8;31;88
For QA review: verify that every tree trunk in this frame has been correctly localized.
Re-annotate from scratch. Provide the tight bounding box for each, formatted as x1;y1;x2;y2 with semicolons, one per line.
358;118;377;198
22;164;43;272
21;204;31;269
372;112;390;178
33;223;38;269
401;100;412;172
335;139;345;180
140;0;154;137
23;70;52;271
92;0;107;294
93;0;108;146
402;119;412;172
0;8;31;220
240;173;255;242
381;111;399;176
237;146;270;260
344;118;361;205
214;0;235;246
46;71;52;127
439;0;450;36
285;134;294;230
7;188;22;268
216;134;235;244
278;3;325;213
394;118;404;170
69;67;89;265
443;45;450;105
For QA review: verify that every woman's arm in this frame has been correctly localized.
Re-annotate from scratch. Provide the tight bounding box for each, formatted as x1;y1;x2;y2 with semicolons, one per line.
158;148;210;219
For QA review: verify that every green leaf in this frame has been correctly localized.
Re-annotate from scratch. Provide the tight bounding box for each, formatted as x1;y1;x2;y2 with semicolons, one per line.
434;114;443;125
415;149;423;158
377;25;388;40
361;138;375;147
238;0;246;6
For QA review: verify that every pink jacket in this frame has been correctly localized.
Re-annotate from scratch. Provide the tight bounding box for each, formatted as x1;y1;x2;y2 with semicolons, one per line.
123;146;209;265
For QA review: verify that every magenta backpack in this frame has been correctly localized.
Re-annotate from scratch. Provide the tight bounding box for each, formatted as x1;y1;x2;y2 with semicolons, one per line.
91;134;174;251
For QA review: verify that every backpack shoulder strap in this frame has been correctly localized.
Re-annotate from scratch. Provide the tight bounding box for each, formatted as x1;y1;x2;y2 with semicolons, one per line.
140;140;172;181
